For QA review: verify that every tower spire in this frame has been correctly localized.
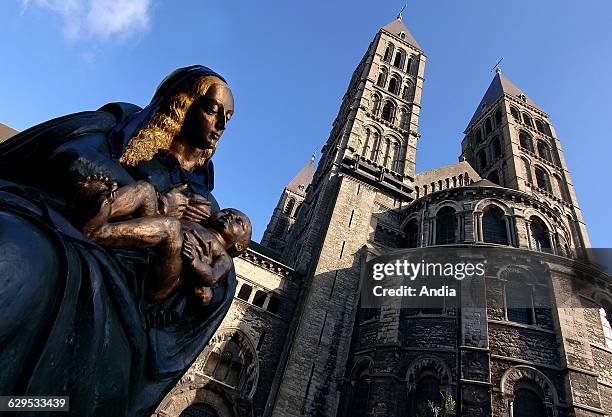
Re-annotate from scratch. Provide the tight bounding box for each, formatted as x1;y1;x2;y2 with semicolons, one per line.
397;3;406;20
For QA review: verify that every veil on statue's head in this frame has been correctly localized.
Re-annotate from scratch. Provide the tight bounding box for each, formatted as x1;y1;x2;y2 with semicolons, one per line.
0;65;228;194
110;65;228;168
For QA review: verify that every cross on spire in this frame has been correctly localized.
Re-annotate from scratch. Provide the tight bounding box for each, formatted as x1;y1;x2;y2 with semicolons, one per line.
491;57;504;74
397;4;407;20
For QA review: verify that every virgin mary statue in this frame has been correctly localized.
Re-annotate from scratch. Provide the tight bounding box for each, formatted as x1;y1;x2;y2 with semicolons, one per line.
0;66;237;416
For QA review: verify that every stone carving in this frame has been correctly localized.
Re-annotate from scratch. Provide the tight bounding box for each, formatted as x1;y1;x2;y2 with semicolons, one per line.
0;65;249;417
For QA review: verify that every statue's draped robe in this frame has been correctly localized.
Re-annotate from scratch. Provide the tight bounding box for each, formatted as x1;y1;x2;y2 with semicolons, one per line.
0;103;235;417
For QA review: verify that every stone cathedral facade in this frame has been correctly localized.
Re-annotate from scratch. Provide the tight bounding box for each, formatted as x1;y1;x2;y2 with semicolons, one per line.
155;16;611;417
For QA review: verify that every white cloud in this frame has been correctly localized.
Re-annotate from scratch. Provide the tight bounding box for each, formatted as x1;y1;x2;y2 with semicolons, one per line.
21;0;152;41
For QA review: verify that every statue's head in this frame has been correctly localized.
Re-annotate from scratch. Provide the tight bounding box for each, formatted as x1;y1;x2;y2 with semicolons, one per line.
208;208;252;257
119;66;233;167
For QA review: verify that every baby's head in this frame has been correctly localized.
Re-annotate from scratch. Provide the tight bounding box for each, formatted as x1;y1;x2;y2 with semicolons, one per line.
207;208;252;257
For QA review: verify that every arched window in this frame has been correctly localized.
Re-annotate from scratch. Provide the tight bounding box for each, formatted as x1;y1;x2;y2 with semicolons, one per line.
369;131;381;162
490;135;502;159
402;81;414;101
371;94;381;115
405;219;419;248
519;131;534;153
522;157;533;183
376;69;387;87
393;50;404;69
348;368;370;417
495;108;503;125
391;141;400;172
383;44;393;62
485;118;493;135
530;216;551;253
399;108;409;129
284;197;295;215
514;388;547;417
477;149;487;170
414;376;442;417
600;300;612;348
361;129;371;157
273;218;287;238
510;106;520;121
388;75;400;95
382;138;392;169
482;206;508;244
381;100;395;122
505;279;533;325
406;57;414;74
294;202;302;217
534;166;551;192
537;140;552;162
554;175;569;202
474;128;482;143
523;112;533;127
535;119;547;134
436;207;457;245
202;334;244;388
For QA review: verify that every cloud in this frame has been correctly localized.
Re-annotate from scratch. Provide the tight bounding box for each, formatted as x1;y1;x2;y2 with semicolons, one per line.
21;0;152;41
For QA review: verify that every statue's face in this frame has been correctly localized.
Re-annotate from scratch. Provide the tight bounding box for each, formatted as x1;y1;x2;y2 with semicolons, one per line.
182;83;234;152
209;208;251;253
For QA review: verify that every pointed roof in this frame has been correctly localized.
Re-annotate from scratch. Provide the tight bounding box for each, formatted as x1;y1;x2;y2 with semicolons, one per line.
0;123;18;142
382;17;421;50
466;71;543;130
286;157;315;197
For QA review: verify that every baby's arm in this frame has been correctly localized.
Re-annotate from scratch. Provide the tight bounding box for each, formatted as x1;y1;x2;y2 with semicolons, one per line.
182;229;232;287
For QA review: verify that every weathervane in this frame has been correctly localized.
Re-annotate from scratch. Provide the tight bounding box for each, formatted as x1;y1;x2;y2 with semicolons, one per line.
491;57;504;74
398;3;407;20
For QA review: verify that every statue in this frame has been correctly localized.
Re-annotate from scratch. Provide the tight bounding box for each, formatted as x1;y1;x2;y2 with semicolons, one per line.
0;66;248;416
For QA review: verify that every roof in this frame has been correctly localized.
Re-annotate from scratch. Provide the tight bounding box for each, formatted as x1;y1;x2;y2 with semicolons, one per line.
286;158;315;196
467;179;500;188
0;123;18;142
415;160;481;188
466;71;543;130
382;17;421;50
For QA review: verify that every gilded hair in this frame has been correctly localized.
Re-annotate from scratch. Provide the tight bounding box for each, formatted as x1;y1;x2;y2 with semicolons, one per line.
119;75;225;167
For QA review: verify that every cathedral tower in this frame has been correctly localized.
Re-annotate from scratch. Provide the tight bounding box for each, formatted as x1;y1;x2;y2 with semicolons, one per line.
460;69;591;257
261;157;315;255
268;14;426;417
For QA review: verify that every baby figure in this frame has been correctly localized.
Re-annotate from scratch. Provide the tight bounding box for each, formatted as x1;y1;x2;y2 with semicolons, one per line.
77;176;252;306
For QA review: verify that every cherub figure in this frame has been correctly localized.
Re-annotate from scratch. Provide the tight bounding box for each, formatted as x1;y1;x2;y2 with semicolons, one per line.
78;176;252;305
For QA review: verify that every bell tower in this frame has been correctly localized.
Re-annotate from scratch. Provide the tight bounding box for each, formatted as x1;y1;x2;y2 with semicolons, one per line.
268;14;426;417
460;69;591;256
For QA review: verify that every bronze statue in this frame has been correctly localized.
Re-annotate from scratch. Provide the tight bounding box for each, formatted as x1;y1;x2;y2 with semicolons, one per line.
80;175;252;305
0;66;249;416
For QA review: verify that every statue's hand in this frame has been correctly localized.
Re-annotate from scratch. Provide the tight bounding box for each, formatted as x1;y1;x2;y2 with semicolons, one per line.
182;194;211;222
160;184;189;217
182;231;214;284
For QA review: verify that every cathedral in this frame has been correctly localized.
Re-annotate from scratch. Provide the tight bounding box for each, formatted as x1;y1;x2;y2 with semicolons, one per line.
154;14;611;417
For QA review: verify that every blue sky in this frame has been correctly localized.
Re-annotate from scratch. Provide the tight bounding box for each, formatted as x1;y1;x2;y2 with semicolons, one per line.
1;1;611;246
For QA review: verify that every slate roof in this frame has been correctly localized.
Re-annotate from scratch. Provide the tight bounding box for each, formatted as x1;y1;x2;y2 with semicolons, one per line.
466;72;543;130
382;17;421;50
286;158;315;197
